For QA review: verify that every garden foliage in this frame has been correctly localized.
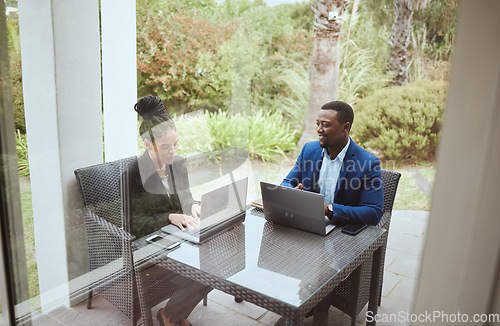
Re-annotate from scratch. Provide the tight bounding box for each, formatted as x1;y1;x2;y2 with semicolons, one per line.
9;0;459;172
16;129;29;177
10;57;24;132
136;0;313;115
352;80;448;162
136;8;238;112
6;18;25;133
174;109;297;163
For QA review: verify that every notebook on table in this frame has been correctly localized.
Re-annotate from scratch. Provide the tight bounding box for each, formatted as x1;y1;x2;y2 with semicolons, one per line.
250;198;263;209
260;181;336;236
161;177;248;243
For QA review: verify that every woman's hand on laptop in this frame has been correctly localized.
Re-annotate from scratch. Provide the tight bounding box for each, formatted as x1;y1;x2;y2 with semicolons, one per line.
169;214;199;230
191;203;201;219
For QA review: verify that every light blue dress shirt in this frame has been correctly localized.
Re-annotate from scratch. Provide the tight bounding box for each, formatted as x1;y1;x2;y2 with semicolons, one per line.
318;138;350;204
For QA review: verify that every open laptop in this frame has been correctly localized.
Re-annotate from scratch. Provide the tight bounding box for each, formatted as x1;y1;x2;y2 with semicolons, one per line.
260;181;336;236
161;177;248;243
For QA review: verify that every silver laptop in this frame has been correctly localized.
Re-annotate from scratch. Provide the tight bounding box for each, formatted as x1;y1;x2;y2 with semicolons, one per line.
161;177;248;243
260;182;336;236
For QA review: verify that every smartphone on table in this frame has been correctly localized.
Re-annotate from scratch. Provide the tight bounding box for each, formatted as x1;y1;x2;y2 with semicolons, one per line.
341;224;367;236
146;234;181;250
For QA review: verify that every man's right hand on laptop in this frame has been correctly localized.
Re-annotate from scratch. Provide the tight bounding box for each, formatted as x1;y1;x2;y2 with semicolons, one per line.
169;213;199;231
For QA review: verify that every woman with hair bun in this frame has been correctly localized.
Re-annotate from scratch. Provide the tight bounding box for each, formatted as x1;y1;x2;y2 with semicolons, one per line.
127;95;201;236
123;95;210;326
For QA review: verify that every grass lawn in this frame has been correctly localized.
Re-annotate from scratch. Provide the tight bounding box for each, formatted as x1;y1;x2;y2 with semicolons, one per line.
392;163;435;211
19;177;40;301
18;159;435;299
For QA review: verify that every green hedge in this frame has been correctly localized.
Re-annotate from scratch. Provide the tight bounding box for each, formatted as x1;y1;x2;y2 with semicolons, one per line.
175;109;298;163
352;80;448;162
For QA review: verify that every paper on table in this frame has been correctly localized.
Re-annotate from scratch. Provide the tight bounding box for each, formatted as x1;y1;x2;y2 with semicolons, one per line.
251;198;263;209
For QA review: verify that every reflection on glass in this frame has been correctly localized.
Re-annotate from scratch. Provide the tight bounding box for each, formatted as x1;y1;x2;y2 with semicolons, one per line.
1;0;33;323
199;223;246;278
258;221;337;302
186;147;249;187
166;223;246;280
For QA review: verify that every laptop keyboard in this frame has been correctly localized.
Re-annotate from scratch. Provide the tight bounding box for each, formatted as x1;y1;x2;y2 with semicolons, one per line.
185;228;201;237
182;208;241;237
201;208;240;228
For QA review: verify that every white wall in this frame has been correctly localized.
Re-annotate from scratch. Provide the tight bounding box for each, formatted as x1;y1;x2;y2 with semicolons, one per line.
18;0;102;310
413;0;500;322
101;0;138;161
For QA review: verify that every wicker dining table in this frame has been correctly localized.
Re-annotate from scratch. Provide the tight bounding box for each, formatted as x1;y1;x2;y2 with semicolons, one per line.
133;208;386;326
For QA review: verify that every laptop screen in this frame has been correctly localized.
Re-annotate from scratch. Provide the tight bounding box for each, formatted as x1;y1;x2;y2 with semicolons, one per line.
199;177;248;229
200;184;228;218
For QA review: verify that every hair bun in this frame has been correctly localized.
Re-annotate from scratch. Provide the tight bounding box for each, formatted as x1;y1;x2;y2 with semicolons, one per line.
134;95;171;120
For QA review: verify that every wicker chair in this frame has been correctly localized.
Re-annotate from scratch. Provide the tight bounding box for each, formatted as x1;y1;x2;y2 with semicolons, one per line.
75;156;188;326
330;169;401;326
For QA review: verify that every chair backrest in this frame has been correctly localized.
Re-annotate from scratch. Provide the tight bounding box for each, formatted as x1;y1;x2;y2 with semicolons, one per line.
74;156;136;227
75;157;140;319
377;169;402;229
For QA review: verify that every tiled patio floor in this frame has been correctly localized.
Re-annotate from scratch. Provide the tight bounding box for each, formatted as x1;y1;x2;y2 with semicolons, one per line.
29;210;429;326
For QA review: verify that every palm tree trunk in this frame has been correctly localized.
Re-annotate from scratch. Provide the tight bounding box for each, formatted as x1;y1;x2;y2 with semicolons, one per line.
299;0;348;147
387;0;415;86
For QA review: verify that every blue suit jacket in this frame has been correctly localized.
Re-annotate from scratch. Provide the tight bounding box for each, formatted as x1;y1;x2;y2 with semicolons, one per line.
281;139;383;225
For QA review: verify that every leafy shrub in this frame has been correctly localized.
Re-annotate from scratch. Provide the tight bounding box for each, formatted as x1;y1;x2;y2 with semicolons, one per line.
281;0;314;32
273;63;309;130
174;109;297;163
338;40;391;104
413;0;458;62
339;2;392;103
136;9;237;113
352;80;448;162
16;129;30;177
10;57;25;133
173;112;215;154
6;17;25;133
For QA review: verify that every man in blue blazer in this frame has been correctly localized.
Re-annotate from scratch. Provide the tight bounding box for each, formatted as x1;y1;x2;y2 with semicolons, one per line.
282;100;383;325
281;100;383;325
282;100;383;226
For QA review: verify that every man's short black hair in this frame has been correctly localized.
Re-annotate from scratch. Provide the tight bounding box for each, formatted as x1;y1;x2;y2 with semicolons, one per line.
320;101;354;127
